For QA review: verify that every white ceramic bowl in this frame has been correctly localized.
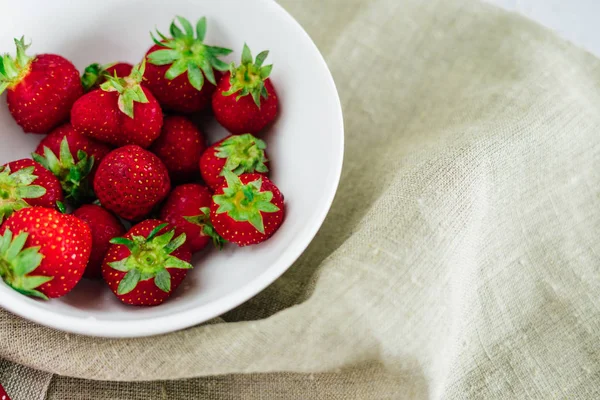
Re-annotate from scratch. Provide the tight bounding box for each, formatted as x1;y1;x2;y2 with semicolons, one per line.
0;0;343;337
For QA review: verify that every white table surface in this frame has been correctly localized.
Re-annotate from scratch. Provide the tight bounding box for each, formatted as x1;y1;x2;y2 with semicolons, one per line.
486;0;600;58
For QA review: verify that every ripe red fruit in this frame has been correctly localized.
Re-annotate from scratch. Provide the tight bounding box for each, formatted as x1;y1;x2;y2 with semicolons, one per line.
0;37;83;134
0;159;63;222
32;123;112;203
73;204;126;279
200;133;269;191
212;44;278;135
160;184;225;253
0;207;92;299
144;16;232;113
71;61;163;148
150;116;206;183
0;383;9;400
210;172;284;246
102;220;192;306
81;62;134;92
94;145;171;221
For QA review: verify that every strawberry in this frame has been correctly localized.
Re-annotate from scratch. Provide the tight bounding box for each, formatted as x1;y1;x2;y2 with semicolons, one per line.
212;44;278;135
81;62;133;92
73;204;126;279
159;184;224;253
199;133;269;191
0;207;92;299
144;16;232;113
32;123;112;203
0;159;63;223
0;383;9;400
102;220;192;306
150;116;206;183
94;145;171;221
0;37;83;134
210;171;284;246
71;61;163;148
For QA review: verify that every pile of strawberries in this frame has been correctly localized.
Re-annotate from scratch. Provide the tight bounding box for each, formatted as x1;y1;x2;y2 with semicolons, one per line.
0;17;285;306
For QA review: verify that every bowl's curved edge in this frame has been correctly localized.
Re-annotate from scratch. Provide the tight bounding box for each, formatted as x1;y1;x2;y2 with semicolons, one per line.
0;0;345;338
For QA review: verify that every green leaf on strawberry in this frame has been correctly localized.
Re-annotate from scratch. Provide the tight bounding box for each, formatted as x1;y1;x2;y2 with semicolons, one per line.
223;43;273;107
216;134;269;176
147;16;232;91
183;207;226;249
0;165;46;224
108;224;192;295
0;37;34;95
154;268;171;292
32;137;95;204
100;60;149;119
0;229;50;299
81;62;120;92
213;171;280;234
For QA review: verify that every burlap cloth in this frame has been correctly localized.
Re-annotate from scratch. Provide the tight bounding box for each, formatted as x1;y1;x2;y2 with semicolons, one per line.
1;0;600;398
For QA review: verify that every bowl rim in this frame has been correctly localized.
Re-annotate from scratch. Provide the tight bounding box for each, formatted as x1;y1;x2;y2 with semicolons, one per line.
0;0;344;338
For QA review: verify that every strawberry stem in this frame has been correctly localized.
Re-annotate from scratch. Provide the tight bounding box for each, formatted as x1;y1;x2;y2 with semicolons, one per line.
147;16;232;91
108;225;192;295
81;63;103;91
0;165;46;224
216;134;269;176
81;62;118;92
0;229;50;299
223;43;273;107
100;60;149;119
213;171;280;234
183;207;226;249
31;137;95;205
0;37;34;94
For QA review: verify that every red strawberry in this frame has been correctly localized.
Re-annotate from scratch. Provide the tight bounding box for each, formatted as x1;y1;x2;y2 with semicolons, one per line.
32;123;112;203
212;44;278;135
210;172;284;246
144;16;232;113
200;133;269;191
94;145;171;221
102;219;192;306
0;207;92;299
0;159;63;222
0;37;83;134
81;62;134;92
150;116;206;183
0;383;10;400
71;61;163;148
160;184;225;253
73;204;126;279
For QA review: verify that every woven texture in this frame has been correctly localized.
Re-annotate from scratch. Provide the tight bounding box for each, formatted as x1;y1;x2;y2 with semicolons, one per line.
2;0;600;398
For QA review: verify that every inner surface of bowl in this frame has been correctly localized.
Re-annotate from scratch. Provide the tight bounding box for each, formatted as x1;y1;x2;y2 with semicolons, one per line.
0;0;343;337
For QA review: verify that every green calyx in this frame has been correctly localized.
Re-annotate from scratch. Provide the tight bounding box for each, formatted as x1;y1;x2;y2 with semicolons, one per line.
81;62;117;92
100;60;148;119
183;207;226;249
108;223;192;295
147;16;232;91
56;201;67;214
216;134;269;176
32;137;95;205
213;171;280;234
0;229;50;300
0;37;34;95
223;43;273;107
0;165;46;224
